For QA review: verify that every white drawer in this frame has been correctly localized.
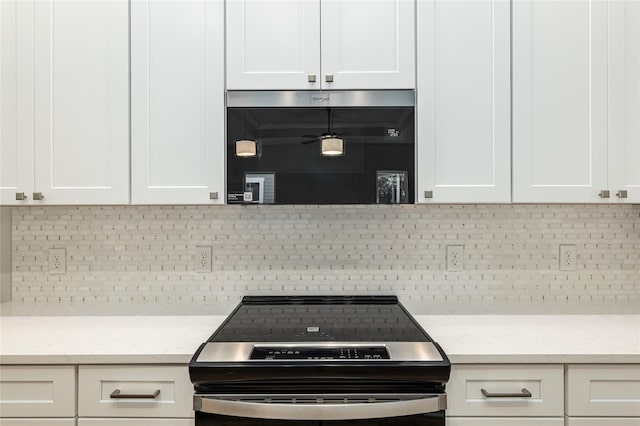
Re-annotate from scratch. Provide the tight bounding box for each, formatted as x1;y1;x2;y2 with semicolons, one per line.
79;420;194;426
0;365;76;418
78;365;193;418
446;364;564;416
567;365;640;417
447;418;564;426
0;421;76;426
566;418;640;426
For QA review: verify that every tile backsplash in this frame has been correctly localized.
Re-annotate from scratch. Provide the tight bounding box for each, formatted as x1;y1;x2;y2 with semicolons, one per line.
10;204;640;312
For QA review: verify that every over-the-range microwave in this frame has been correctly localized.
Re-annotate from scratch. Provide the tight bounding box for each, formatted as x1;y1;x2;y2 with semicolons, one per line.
226;90;415;205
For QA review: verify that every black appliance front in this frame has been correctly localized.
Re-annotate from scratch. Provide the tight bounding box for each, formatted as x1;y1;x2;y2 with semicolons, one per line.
190;296;449;426
195;411;445;425
226;91;415;205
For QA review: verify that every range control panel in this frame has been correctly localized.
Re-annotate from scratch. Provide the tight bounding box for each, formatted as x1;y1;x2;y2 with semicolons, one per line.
250;346;390;360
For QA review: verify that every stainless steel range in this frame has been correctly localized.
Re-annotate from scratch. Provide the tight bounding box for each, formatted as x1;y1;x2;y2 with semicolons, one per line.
189;296;450;425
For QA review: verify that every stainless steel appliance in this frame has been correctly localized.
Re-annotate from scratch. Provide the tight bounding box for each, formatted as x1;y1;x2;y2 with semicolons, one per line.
226;91;415;204
189;296;450;425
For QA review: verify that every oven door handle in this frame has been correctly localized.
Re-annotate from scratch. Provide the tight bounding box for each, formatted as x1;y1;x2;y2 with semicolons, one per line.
194;394;446;420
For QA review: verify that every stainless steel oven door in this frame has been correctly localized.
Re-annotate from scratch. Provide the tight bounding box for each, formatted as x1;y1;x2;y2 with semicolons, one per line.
194;393;445;424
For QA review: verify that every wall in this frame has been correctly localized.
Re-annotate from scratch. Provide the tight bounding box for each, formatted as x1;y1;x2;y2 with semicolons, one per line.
1;207;11;302
10;204;640;312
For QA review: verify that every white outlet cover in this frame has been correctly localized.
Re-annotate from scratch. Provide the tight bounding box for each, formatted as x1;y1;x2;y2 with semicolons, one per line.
195;246;212;273
559;244;577;271
48;248;66;274
446;245;464;272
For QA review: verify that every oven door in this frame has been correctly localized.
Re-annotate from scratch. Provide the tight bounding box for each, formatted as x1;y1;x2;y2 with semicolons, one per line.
194;394;446;426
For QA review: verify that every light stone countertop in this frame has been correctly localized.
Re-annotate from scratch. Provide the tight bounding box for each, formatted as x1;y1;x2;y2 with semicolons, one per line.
1;314;638;365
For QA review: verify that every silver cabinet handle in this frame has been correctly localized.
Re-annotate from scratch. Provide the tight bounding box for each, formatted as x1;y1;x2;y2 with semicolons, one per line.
325;74;334;83
424;190;433;199
209;192;218;200
599;190;610;198
32;192;44;200
308;74;317;83
15;192;27;201
616;190;628;199
110;389;160;399
195;394;446;420
481;388;532;398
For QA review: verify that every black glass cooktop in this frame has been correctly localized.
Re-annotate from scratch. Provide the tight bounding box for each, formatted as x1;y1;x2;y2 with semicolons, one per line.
209;296;429;343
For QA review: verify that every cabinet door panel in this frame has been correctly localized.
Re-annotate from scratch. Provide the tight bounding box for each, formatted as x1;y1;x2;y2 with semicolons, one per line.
79;420;194;426
446;419;565;426
446;364;564;417
513;0;609;202
0;0;34;205
566;419;640;426
0;421;76;426
226;0;320;90
567;364;640;417
417;0;510;203
321;0;415;89
78;365;193;418
0;365;76;418
131;0;224;204
609;0;640;203
33;0;129;204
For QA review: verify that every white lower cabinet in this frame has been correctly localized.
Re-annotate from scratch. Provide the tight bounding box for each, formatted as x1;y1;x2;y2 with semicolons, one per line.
566;419;640;426
446;364;564;425
446;419;564;426
566;364;640;424
78;420;193;426
0;421;76;426
447;364;564;417
0;365;76;418
78;365;193;419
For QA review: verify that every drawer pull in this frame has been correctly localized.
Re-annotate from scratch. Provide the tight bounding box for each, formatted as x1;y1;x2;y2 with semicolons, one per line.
481;388;532;398
110;389;161;399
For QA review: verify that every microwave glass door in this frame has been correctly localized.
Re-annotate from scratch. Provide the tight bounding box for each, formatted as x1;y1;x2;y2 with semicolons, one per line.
226;107;415;204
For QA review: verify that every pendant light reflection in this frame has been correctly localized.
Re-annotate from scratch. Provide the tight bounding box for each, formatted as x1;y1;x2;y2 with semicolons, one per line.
235;139;257;158
321;136;344;157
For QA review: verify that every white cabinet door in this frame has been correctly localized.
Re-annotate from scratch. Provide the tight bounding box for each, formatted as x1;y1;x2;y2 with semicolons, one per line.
0;420;76;426
512;0;609;203
321;0;415;90
0;365;76;418
226;0;321;90
131;0;224;204
446;419;565;426
566;419;640;426
79;420;194;426
416;0;510;203
566;365;640;418
32;0;129;204
608;0;640;203
78;365;193;418
447;364;564;417
0;0;34;205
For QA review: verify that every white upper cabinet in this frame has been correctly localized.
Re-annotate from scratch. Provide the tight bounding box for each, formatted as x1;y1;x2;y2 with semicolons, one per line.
131;0;224;204
1;0;34;205
1;0;129;205
512;0;638;203
321;0;415;90
608;0;640;203
416;0;511;203
226;0;415;90
226;0;320;90
33;0;129;204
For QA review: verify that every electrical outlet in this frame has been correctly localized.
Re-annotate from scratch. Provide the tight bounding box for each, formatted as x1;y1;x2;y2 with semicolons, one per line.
195;246;212;273
446;245;464;272
48;248;66;274
559;244;577;271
